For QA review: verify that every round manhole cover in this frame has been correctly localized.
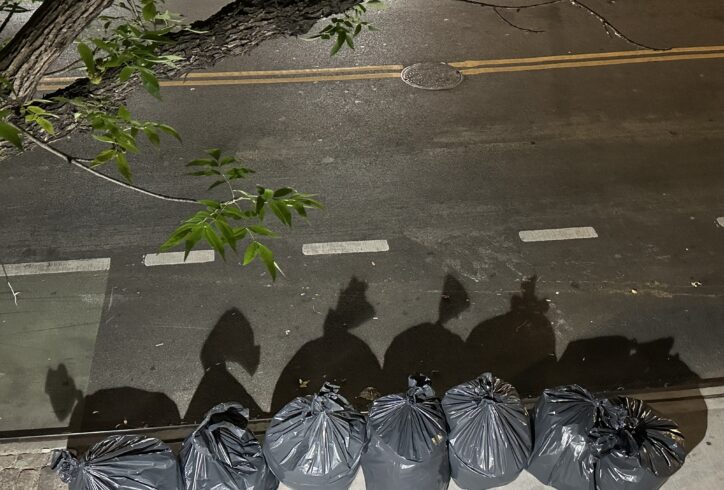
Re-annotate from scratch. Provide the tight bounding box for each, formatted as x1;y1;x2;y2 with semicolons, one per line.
401;62;463;90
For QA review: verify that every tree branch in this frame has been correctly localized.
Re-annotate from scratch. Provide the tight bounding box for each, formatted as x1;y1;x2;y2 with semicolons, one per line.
455;0;667;51
493;7;543;33
17;125;199;204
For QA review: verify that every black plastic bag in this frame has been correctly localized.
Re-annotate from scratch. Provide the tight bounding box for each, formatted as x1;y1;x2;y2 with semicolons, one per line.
51;435;182;490
529;386;686;490
179;402;278;490
528;384;608;490
442;373;532;489
361;374;450;490
262;383;367;490
591;396;686;490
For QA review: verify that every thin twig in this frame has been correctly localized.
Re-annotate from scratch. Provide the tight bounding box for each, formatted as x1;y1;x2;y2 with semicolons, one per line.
455;0;564;9
18;126;199;204
44;59;84;77
455;0;668;51
567;0;667;51
493;7;544;33
1;263;19;306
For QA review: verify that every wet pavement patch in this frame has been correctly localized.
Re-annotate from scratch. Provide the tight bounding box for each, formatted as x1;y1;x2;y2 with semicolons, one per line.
401;62;463;90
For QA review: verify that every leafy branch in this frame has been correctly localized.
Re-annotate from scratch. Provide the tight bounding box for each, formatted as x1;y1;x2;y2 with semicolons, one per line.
161;149;323;279
310;0;382;55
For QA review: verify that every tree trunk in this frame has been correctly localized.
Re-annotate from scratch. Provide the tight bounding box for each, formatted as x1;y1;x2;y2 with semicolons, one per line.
0;0;113;102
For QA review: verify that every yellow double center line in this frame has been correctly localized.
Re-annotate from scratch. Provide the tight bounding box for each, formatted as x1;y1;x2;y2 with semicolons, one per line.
38;44;724;91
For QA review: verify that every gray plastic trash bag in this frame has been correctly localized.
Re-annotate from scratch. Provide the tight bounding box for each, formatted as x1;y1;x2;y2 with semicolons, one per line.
528;384;608;490
361;374;450;490
262;383;367;490
179;402;278;490
442;373;532;489
529;386;686;490
51;435;182;490
591;396;686;490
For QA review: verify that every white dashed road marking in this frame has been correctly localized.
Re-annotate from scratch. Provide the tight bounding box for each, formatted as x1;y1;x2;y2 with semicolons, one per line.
302;240;390;256
143;250;215;267
2;258;111;277
717;217;724;227
519;226;598;243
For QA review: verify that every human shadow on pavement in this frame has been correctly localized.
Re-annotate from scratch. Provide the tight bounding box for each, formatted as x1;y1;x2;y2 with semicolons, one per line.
530;334;708;450
270;277;383;412
45;363;181;432
465;275;556;398
184;307;263;421
382;274;475;394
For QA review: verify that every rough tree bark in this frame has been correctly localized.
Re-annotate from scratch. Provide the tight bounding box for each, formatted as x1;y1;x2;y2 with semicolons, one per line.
0;0;360;159
0;0;114;101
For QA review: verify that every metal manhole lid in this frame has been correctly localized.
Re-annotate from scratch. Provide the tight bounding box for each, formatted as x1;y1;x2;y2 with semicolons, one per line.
401;62;463;90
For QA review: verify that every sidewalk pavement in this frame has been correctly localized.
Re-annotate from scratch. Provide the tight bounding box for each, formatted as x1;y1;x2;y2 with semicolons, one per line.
1;387;721;489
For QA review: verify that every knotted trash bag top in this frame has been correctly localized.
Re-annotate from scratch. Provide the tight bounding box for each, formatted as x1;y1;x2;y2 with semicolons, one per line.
361;374;450;490
179;402;278;490
51;435;182;490
442;372;532;490
529;386;686;490
262;382;367;490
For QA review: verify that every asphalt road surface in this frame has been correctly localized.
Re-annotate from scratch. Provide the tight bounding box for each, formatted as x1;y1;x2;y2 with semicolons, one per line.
0;0;722;446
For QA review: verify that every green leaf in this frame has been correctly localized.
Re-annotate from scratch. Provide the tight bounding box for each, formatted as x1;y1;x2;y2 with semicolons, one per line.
243;241;260;265
292;201;308;217
188;169;221;176
203;224;225;259
187;158;215;167
77;42;96;77
119;66;135;82
255;196;265;215
143;127;160;145
345;32;355;49
216;219;237;251
35;117;55;135
269;201;292;227
184;226;203;259
0;121;22;149
257;243;277;280
198;199;221;209
160;226;192;251
331;33;345;55
247;225;277;237
117;105;132;121
157;124;181;141
206;148;222;160
273;187;294;198
207;179;226;190
223;207;254;220
115;152;132;181
142;1;157;21
138;68;161;99
92;148;117;165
